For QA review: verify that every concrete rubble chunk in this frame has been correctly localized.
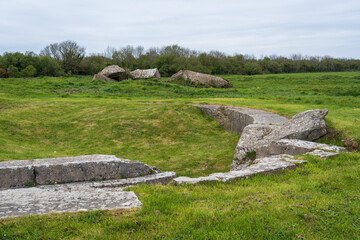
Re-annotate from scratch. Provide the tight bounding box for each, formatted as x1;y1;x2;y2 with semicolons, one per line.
232;109;331;169
196;105;345;171
174;155;303;184
196;105;287;134
93;65;128;81
268;109;329;141
130;68;161;80
171;70;232;88
263;139;346;156
306;149;341;158
93;73;116;82
0;155;160;188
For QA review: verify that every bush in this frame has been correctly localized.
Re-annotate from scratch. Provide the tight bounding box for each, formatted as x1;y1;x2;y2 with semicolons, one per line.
0;67;7;78
7;65;20;78
35;56;65;76
244;63;262;75
20;65;36;77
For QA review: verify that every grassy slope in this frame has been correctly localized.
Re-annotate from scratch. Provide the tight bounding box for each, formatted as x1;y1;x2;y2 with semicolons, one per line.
0;100;238;177
0;72;359;239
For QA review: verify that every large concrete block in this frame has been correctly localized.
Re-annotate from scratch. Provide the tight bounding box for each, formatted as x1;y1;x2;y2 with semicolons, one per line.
0;155;159;188
33;155;157;185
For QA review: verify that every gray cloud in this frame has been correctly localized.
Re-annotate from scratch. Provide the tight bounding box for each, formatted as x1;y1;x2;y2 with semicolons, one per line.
1;0;359;58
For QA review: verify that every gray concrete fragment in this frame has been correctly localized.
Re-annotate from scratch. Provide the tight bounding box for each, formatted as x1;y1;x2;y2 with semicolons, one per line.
130;68;161;80
0;172;176;219
268;109;329;141
197;105;345;172
306;150;341;158
93;74;116;82
196;105;287;134
196;105;335;170
64;172;176;188
0;155;159;188
263;139;346;156
0;185;142;219
93;65;128;82
232;109;329;170
174;155;303;184
99;65;128;81
171;70;232;88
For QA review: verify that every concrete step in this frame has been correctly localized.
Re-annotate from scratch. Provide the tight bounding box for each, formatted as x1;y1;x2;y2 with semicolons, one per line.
0;155;160;189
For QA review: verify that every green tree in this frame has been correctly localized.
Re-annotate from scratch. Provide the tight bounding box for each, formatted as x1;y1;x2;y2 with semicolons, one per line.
41;40;85;74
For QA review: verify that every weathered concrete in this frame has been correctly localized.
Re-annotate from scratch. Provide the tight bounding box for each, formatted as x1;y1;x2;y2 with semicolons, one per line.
261;139;346;157
0;164;35;189
0;172;176;218
196;105;287;134
130;68;161;80
66;171;176;188
171;70;232;88
0;155;159;188
0;185;142;219
93;73;116;82
174;155;303;184
232;109;330;169
94;65;128;81
196;105;345;171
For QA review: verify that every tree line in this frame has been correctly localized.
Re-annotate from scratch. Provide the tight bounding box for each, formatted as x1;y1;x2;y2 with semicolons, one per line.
0;40;359;78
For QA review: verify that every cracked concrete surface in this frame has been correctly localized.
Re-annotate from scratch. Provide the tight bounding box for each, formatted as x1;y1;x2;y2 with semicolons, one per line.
0;172;176;218
0;185;141;219
0;155;159;189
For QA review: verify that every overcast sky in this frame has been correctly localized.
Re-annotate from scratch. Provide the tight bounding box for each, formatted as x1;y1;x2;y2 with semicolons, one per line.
1;0;359;58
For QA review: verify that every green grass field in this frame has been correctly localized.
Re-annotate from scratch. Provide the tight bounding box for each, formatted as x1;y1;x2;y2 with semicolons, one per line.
0;72;359;239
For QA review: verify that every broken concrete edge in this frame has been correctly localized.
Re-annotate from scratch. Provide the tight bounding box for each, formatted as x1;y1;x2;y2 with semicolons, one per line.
56;171;177;189
0;172;176;219
173;155;303;184
172;148;347;185
195;104;288;134
195;104;347;171
0;155;162;189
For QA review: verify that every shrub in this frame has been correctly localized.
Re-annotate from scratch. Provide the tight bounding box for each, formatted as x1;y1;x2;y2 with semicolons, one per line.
244;63;262;75
7;65;20;78
35;56;65;76
0;67;7;78
20;65;36;77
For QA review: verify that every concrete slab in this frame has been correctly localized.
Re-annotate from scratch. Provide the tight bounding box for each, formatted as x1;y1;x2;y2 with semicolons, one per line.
0;155;159;188
0;185;142;219
174;155;303;184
